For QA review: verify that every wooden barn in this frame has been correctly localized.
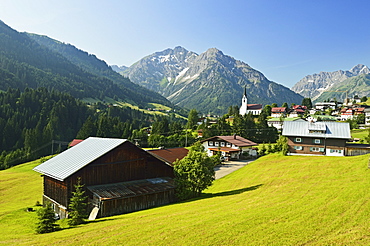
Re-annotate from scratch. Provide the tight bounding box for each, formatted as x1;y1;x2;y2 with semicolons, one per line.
33;137;175;219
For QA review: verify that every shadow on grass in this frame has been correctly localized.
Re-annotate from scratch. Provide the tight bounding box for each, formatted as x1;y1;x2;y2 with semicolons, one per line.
178;184;263;203
208;184;263;197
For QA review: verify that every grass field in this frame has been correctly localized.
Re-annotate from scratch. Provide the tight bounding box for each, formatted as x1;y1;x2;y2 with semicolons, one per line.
351;129;370;142
1;154;370;245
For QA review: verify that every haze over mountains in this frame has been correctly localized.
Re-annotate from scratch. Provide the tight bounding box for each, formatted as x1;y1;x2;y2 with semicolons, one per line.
118;46;303;114
292;64;370;102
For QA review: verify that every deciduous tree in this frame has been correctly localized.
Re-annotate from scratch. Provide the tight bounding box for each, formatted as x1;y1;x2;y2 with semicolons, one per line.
173;142;216;200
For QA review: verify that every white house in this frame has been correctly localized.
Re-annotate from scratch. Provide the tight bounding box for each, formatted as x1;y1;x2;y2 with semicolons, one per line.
200;135;258;160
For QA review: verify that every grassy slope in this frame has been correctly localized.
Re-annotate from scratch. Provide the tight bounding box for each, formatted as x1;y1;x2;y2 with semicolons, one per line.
1;154;370;245
351;129;369;142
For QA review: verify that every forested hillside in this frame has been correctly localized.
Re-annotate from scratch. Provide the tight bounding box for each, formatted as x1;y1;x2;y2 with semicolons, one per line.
0;88;168;169
0;20;171;107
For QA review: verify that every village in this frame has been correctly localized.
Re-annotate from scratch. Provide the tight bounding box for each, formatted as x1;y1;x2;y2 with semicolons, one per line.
30;88;370;227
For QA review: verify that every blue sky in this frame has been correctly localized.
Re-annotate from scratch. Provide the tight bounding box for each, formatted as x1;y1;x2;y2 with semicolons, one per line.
1;0;369;88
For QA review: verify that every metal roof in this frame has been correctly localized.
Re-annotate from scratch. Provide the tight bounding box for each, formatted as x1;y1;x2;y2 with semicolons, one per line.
87;177;174;200
33;137;127;181
282;121;351;139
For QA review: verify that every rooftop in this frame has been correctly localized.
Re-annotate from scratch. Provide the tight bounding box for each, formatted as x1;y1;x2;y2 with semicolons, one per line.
33;137;127;181
282;121;351;139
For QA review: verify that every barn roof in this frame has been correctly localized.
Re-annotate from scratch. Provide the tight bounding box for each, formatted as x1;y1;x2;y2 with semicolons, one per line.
33;137;127;181
87;177;174;200
282;121;351;139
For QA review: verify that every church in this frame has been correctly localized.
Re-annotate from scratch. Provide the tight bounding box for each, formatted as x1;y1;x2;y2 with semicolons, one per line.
239;87;263;115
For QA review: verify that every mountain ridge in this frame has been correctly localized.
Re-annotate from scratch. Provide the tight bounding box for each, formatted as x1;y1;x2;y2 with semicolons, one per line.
121;46;303;114
292;64;370;101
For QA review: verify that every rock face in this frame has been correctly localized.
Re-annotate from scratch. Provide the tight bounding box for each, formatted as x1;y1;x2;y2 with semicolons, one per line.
122;47;303;114
292;64;370;100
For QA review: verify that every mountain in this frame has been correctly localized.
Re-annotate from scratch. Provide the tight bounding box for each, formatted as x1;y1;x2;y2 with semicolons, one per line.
0;20;171;107
314;73;370;102
291;64;370;101
111;65;128;73
122;47;303;114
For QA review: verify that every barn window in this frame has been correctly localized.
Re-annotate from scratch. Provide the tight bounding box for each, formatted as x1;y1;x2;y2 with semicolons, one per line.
215;142;219;147
220;142;225;147
295;138;302;143
209;141;213;146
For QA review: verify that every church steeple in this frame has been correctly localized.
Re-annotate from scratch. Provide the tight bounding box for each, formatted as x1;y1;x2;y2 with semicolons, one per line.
239;86;248;115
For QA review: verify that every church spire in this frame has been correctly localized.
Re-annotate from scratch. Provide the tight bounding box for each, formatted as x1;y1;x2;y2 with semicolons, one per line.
239;86;248;115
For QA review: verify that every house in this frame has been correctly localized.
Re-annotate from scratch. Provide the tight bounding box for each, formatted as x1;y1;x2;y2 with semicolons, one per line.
271;107;287;118
239;87;262;116
33;137;175;219
365;108;370;126
148;147;189;166
314;102;336;111
306;115;338;122
267;117;302;131
287;105;307;118
200;135;258;160
282;121;351;156
340;106;366;121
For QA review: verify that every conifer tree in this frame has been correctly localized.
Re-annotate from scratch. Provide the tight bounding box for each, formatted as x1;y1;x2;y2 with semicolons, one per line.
36;202;59;234
68;177;88;226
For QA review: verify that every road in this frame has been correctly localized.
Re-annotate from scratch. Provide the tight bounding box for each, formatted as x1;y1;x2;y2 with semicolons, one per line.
214;159;254;179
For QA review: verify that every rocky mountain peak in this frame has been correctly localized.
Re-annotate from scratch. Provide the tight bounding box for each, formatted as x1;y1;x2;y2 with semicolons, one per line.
349;64;370;75
122;47;303;114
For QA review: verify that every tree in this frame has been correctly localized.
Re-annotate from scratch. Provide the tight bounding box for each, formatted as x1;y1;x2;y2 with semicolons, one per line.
361;96;368;102
276;135;289;155
281;102;288;108
68;177;88;226
36;202;59;234
186;109;199;130
301;98;313;109
173;142;215;201
76;116;96;139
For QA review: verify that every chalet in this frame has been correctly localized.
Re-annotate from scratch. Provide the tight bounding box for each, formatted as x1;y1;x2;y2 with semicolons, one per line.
148;147;189;166
239;87;262;116
282;121;351;156
33;137;175;219
287;105;307;118
200;135;257;160
271;107;287;118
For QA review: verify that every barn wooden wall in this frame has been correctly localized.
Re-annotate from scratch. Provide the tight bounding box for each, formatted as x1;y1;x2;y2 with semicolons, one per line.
44;141;174;209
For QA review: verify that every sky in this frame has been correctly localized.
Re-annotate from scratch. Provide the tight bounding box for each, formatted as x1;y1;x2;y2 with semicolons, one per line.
1;0;369;88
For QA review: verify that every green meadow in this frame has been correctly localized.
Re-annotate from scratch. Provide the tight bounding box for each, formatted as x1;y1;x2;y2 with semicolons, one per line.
1;154;370;245
351;129;370;142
